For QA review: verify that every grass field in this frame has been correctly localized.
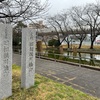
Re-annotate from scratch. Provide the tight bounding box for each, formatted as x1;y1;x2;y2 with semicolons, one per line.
2;65;100;100
42;44;100;50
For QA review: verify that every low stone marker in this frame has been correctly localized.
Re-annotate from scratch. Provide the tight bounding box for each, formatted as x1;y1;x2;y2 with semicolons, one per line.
59;45;63;54
0;23;12;99
37;41;42;52
73;46;77;57
21;28;36;89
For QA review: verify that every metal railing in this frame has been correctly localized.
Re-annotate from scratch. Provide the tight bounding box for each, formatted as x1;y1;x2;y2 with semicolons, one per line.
36;52;100;68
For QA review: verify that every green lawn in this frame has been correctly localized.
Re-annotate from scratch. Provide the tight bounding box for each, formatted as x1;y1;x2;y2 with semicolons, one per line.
3;65;100;100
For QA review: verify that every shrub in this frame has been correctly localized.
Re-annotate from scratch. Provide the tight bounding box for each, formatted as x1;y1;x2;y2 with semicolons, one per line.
48;39;61;47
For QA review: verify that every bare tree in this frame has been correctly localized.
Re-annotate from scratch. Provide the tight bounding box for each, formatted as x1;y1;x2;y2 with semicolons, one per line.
69;7;87;49
84;3;100;49
0;0;48;23
57;12;72;49
47;14;71;48
71;3;100;49
47;16;61;46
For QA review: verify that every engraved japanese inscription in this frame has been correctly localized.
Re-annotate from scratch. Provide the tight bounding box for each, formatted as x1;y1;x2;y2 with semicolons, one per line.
21;28;36;89
0;24;12;99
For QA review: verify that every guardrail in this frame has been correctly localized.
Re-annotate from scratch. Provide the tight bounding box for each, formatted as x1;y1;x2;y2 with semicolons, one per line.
36;52;100;68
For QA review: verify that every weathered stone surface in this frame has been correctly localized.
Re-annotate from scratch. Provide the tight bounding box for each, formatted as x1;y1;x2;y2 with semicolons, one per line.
0;23;12;99
21;28;36;89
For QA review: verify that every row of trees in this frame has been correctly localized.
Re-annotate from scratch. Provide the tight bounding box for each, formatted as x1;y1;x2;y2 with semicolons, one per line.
0;1;99;50
47;3;100;49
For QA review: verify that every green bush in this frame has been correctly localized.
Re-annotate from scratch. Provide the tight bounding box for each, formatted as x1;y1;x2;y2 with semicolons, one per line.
48;39;61;47
48;39;56;46
13;37;21;46
54;40;61;47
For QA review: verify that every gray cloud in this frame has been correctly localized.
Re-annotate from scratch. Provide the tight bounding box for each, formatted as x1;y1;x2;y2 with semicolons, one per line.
47;0;97;15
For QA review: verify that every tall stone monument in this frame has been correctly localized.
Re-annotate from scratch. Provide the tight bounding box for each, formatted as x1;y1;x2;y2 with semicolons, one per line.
21;28;36;89
0;24;12;99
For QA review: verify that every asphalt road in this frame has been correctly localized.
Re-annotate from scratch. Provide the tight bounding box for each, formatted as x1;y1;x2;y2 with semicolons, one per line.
13;53;100;98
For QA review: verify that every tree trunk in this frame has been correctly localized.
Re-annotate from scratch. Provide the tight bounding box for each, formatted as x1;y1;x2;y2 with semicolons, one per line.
67;41;70;49
78;40;82;49
90;40;94;49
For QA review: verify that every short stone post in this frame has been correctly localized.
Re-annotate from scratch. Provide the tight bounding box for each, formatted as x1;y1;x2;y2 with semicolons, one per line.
21;28;36;89
59;45;63;54
37;41;42;52
58;45;63;60
0;24;12;99
36;41;42;56
73;46;77;57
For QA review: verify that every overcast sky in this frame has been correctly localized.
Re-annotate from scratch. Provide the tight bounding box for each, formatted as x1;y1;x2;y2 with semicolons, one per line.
42;0;98;15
